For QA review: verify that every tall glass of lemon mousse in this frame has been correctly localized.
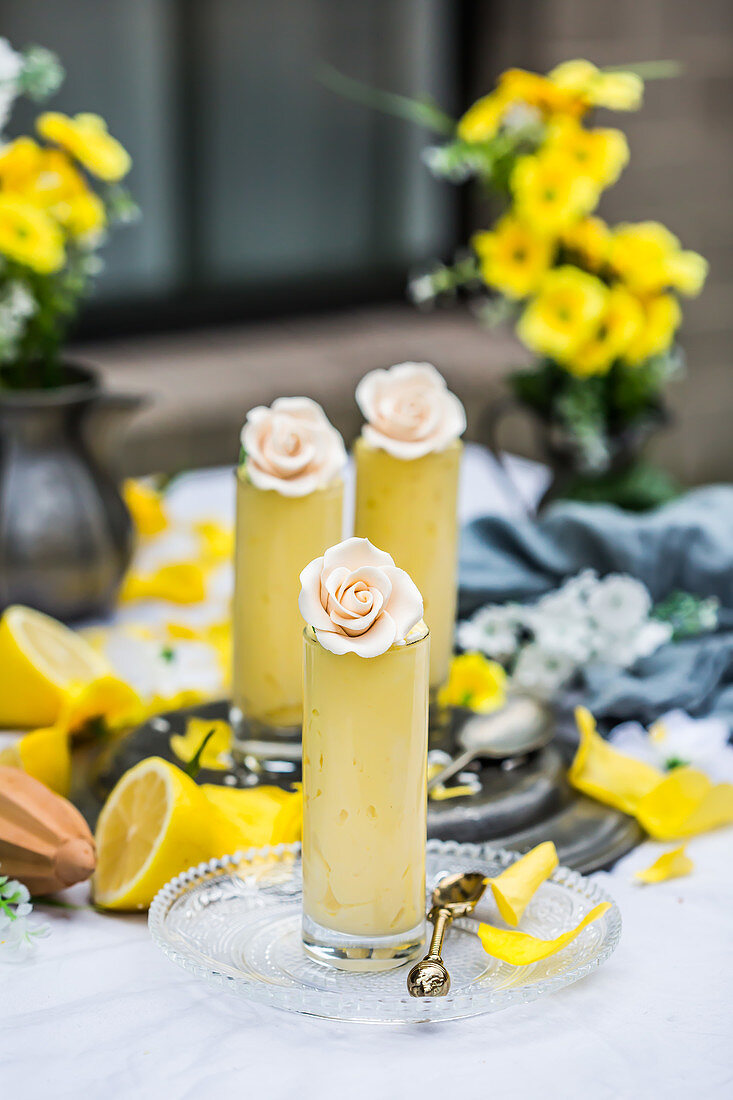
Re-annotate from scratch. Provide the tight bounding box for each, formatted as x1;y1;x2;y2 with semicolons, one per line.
354;363;465;695
299;537;429;970
231;398;346;754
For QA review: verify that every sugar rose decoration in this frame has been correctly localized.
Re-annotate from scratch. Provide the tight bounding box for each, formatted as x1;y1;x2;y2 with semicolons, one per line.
240;397;346;496
356;362;466;459
299;537;424;658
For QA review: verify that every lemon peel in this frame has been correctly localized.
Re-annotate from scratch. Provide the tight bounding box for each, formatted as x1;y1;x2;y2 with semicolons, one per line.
489;842;558;926
635;846;693;885
478;902;611;965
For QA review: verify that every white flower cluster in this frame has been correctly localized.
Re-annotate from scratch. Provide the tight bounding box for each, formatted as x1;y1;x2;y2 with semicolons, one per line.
609;710;733;783
0;282;37;364
0;872;49;956
457;570;673;699
0;37;23;134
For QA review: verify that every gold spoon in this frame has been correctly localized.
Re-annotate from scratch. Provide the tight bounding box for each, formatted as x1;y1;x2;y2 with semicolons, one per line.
407;871;487;997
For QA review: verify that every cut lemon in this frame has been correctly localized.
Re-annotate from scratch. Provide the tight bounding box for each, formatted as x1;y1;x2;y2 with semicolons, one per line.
0;605;110;729
0;726;72;796
93;757;225;910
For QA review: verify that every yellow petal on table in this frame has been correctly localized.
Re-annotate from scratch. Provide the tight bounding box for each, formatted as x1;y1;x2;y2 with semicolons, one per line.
122;479;168;538
478;902;611;965
429;783;479;801
635;846;693;885
489;841;558;926
202;783;299;850
568;706;662;815
636;767;733;840
170;717;233;771
120;562;207;605
194;520;234;564
0;725;72;796
58;675;144;736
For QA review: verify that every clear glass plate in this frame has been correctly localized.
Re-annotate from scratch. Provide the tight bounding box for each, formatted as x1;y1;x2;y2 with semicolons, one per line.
148;840;621;1023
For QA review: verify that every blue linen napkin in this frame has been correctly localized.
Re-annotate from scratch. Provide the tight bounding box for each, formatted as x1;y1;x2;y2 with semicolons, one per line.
458;486;733;730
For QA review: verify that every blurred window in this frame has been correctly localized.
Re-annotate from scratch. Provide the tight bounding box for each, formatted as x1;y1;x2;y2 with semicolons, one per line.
3;0;461;334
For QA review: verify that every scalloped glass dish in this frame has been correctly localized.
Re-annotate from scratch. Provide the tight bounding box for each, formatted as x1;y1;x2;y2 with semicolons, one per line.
148;840;621;1023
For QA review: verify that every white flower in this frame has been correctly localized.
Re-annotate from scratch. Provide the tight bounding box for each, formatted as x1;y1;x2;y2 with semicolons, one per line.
511;643;576;699
587;574;651;633
609;710;733;782
0;872;48;956
299;537;423;658
356;362;466;459
241;397;346;497
456;604;520;661
103;632;224;702
0;38;22;135
0;281;36;364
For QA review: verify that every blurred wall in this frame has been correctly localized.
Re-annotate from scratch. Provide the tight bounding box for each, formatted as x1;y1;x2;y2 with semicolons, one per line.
470;0;733;484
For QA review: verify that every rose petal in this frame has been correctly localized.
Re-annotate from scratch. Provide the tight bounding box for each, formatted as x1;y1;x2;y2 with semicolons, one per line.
636;767;733;839
381;565;423;640
298;557;335;632
322;537;395;574
478;902;611;965
315;611;397;658
635;845;693;884
568;706;662;815
271;396;330;426
489;842;558;927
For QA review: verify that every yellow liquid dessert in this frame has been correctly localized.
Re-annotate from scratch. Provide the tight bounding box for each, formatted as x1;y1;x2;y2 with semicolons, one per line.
354;437;461;690
302;624;429;966
231;471;343;729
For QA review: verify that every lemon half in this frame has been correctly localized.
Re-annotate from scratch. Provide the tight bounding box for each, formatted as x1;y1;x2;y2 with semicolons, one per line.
0;605;110;729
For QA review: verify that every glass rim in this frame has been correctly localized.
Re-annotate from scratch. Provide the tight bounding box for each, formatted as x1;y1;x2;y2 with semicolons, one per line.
303;621;429;651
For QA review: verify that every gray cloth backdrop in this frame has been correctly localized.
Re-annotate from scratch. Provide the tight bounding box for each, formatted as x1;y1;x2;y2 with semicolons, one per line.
458;486;733;732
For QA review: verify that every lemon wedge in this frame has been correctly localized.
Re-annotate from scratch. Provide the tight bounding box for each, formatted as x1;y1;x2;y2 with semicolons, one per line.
93;757;223;910
0;605;110;729
0;726;72;795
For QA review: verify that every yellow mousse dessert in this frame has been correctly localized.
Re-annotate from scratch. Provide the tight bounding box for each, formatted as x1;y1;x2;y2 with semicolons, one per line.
353;363;465;692
298;536;429;969
231;397;346;731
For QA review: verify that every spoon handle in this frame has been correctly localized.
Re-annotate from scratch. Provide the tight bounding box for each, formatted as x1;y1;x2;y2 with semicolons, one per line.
426;905;453;960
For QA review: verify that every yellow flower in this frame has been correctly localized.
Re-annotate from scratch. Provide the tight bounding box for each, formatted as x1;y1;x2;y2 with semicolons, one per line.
122;479;168;537
512;151;600;235
623;293;681;366
609;221;679;294
568;285;644;377
548;60;643;112
64;190;106;240
560;216;612;271
170;717;233;771
0;195;65;273
37;112;131;182
472;216;554;299
665;250;708;297
457;91;510;143
517;266;607;361
498;68;583;117
437;652;506;713
544;117;629;188
635;846;693;885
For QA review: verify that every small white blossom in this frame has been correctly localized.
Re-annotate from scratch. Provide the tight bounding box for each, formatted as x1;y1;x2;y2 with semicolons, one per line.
456;604;521;661
609;710;733;782
0;873;49;957
512;643;576;699
587;574;651;633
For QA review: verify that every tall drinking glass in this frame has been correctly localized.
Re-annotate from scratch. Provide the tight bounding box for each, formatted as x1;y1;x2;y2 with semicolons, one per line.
301;623;429;970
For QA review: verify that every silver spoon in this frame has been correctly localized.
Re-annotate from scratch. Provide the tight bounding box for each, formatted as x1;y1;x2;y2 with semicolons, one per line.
427;696;553;792
407;871;488;997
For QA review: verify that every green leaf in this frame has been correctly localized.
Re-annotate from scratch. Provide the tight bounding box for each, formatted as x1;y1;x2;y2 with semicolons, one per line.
184;728;216;780
316;63;455;136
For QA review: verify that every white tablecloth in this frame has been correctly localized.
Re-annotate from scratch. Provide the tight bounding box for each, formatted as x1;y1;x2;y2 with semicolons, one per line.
4;449;733;1100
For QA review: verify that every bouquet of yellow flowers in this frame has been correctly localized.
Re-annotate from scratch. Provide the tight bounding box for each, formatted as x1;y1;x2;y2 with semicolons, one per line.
0;38;136;389
408;60;708;504
326;58;707;506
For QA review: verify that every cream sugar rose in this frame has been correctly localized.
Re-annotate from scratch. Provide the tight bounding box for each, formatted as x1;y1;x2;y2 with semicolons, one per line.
354;362;465;691
299;537;430;959
231;397;346;731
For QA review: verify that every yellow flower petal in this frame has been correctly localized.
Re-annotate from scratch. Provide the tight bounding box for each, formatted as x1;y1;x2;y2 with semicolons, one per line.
0;194;65;273
169;717;233;771
517;266;607;361
636;767;733;840
473;216;554;300
478;901;611;964
37;112;131;182
437;652;506;713
635;845;693;884
512;152;600;235
123;480;168;537
489;842;559;926
457;91;509;143
194;520;234;564
120;562;207;604
568;706;662;815
58;675;143;735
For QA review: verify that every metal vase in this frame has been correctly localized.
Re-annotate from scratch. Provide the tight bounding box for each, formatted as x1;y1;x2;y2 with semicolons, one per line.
0;362;145;622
